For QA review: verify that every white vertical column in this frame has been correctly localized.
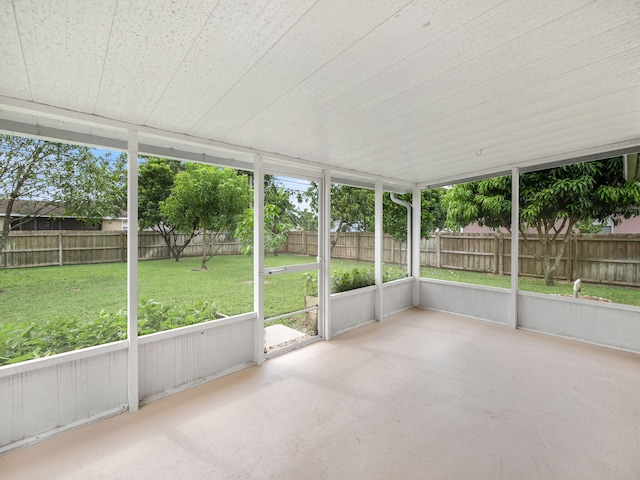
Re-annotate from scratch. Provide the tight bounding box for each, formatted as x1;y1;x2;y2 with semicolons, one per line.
412;186;422;307
127;130;139;412
320;170;332;340
374;181;383;321
510;167;520;329
253;155;265;365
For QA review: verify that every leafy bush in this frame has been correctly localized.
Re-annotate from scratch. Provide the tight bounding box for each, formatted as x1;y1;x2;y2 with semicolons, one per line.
304;266;406;296
0;299;219;366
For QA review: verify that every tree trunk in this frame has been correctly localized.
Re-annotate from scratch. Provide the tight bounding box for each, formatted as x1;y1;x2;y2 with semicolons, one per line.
544;269;555;286
0;196;16;257
201;231;208;269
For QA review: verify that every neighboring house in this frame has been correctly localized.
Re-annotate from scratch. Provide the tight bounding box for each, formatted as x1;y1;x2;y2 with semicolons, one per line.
462;216;640;234
0;199;127;232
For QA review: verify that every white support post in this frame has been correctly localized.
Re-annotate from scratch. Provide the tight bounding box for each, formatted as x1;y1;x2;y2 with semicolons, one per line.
510;167;520;329
127;130;139;412
374;181;383;320
412;186;422;307
253;155;265;365
320;170;332;340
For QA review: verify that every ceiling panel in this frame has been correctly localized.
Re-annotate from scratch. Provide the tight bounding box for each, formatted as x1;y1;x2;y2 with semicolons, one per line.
186;0;414;139
0;0;639;188
0;0;32;99
11;0;116;112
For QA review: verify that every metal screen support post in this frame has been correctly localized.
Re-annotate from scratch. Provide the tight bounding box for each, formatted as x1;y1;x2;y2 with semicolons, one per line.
320;170;331;340
127;130;139;412
374;181;383;320
510;167;519;329
412;186;422;307
253;154;265;365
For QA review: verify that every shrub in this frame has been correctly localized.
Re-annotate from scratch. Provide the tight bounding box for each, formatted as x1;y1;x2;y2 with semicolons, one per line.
304;265;407;296
0;299;219;366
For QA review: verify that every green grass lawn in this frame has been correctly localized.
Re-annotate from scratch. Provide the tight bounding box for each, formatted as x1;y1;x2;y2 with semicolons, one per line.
0;254;383;327
1;255;636;365
420;267;640;306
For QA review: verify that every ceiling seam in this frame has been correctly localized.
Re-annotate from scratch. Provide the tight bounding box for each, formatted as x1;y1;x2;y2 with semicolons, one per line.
285;0;615;154
92;0;119;115
186;0;322;133
327;33;640;161
10;0;34;102
224;0;418;138
142;0;223;125
258;0;513;147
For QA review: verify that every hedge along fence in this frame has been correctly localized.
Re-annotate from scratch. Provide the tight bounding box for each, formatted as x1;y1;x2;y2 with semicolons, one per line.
0;230;243;268
287;231;640;287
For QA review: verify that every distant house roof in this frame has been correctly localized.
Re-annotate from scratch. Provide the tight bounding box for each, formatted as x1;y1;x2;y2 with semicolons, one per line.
0;199;127;219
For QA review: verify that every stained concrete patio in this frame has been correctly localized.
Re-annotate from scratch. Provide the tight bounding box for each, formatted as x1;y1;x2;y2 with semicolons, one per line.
1;308;639;479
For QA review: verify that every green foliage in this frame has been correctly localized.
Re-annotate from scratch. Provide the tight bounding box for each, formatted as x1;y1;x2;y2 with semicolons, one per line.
161;165;251;268
303;183;446;244
384;189;446;242
0;134;126;253
304;266;406;295
162;165;251;234
138;157;191;260
235;204;292;255
0;299;218;366
443;158;640;284
304;183;375;234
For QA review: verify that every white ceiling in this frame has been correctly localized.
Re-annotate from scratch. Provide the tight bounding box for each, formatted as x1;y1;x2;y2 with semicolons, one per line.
1;0;639;190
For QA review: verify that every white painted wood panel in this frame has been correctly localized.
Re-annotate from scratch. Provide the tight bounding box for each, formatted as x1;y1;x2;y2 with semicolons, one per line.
519;292;640;353
420;279;511;325
0;345;128;451
382;278;413;317
138;316;255;402
331;287;376;337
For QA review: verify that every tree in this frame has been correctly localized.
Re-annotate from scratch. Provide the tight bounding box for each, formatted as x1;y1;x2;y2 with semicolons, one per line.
303;183;374;251
383;189;446;267
444;158;640;285
383;189;447;243
304;183;446;252
0;134;126;255
235;204;293;255
161;165;251;269
138;157;194;261
235;176;300;255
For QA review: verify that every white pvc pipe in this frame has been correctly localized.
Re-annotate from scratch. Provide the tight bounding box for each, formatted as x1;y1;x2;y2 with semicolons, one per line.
390;193;412;276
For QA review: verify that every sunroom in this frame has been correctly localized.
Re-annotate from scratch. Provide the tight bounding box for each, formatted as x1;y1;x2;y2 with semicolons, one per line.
1;1;639;477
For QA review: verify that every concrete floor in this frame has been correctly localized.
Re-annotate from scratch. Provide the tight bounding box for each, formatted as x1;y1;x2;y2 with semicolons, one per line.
1;308;639;479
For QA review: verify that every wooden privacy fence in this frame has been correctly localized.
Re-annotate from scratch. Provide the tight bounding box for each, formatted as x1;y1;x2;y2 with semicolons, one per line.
286;231;639;287
419;232;640;287
3;230;638;287
286;231;409;266
0;231;243;268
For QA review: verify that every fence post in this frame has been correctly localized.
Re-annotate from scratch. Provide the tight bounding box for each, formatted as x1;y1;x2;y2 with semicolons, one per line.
498;233;504;275
58;232;63;266
566;234;573;281
493;233;498;274
120;230;127;263
435;232;441;269
302;231;307;255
